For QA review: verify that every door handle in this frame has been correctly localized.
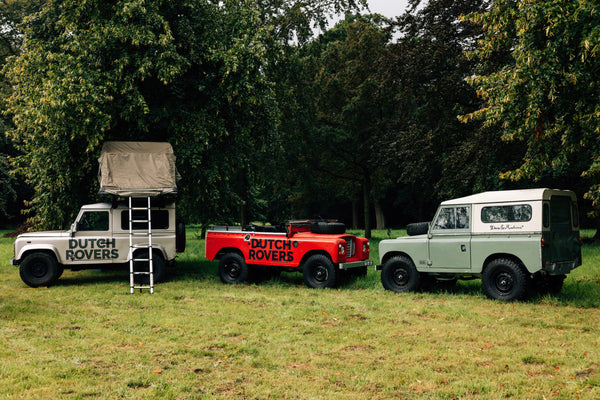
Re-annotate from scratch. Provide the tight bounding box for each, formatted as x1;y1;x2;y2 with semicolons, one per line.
461;244;467;252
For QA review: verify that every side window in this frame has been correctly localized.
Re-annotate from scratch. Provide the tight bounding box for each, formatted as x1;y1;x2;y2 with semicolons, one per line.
572;204;579;227
120;210;170;230
543;203;550;228
78;211;109;231
481;204;532;223
433;207;469;230
456;207;470;229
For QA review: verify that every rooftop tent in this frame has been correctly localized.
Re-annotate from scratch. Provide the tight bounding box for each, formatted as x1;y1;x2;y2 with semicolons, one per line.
98;141;180;197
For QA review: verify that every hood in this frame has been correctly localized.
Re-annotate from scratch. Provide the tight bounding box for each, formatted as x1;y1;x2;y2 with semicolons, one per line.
17;230;70;239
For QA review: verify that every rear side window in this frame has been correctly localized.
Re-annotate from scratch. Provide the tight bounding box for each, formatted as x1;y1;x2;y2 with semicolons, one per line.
550;196;571;225
120;210;170;230
481;204;532;223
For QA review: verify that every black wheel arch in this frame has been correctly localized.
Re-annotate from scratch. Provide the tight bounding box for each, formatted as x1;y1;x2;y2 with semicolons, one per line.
482;253;528;274
381;251;414;266
300;250;332;267
20;249;60;265
215;247;244;260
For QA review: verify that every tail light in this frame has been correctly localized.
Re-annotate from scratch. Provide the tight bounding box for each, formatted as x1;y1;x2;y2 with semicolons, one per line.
541;238;548;248
363;241;370;257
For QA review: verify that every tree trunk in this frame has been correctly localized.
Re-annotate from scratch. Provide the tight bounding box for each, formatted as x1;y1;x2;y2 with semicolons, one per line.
363;177;371;239
352;199;359;230
374;200;385;230
593;216;600;243
239;202;249;228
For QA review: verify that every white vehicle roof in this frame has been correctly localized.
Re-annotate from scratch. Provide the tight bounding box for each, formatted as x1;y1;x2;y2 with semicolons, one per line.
80;202;175;211
441;188;576;206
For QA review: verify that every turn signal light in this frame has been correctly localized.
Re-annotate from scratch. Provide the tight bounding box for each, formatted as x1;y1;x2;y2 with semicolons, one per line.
541;238;548;248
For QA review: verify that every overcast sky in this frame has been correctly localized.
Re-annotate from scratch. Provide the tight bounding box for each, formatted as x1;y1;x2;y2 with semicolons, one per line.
366;0;410;19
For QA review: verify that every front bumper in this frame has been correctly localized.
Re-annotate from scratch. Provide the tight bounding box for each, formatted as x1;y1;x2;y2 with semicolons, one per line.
338;260;373;270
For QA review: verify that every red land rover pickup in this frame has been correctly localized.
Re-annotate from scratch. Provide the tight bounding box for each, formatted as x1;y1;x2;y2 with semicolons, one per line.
205;220;372;288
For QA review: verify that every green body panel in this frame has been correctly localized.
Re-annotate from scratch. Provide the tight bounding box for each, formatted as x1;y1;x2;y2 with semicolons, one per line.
379;235;428;268
470;234;542;273
429;233;471;270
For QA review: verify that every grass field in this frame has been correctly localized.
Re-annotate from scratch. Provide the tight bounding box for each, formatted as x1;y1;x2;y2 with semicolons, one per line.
1;227;599;399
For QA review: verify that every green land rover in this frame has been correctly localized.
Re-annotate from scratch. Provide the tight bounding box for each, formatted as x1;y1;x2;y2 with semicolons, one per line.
376;189;582;301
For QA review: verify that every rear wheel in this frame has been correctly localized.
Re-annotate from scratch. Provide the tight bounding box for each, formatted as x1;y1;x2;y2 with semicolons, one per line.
133;251;167;284
219;253;248;284
303;254;337;288
380;256;421;293
482;258;529;301
19;252;61;288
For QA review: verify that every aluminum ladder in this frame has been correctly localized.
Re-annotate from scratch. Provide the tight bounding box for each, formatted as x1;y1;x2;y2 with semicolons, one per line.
128;196;154;294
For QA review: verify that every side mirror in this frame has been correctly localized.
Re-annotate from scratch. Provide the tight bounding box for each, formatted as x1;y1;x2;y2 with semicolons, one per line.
70;223;77;237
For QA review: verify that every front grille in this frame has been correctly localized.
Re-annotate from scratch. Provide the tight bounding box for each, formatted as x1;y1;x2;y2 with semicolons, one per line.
345;238;355;257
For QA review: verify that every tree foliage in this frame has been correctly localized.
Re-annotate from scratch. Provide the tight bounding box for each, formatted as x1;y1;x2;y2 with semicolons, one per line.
464;0;600;208
3;0;365;229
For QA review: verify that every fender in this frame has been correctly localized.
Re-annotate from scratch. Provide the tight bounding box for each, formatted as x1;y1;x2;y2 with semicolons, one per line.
17;244;61;263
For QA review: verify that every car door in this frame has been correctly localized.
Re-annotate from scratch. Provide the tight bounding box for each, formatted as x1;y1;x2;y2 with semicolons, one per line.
70;210;116;264
428;205;471;270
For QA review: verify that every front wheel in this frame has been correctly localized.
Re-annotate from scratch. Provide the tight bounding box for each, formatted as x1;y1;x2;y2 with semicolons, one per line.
303;254;337;288
19;252;61;288
219;253;248;284
380;256;421;293
482;258;529;301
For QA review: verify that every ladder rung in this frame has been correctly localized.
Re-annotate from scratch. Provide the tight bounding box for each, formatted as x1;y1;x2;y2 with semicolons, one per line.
131;244;152;249
131;232;151;236
131;207;150;211
132;286;153;290
131;219;150;223
132;257;151;261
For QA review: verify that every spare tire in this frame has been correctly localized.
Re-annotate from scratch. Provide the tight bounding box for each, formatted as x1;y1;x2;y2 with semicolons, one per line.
406;222;430;236
310;221;346;234
176;219;186;253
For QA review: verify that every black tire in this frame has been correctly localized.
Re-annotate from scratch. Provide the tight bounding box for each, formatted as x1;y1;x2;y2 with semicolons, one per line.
19;252;61;288
133;251;167;284
176;219;186;253
218;253;248;284
380;256;421;293
406;222;430;236
310;221;346;235
303;254;337;288
482;258;529;301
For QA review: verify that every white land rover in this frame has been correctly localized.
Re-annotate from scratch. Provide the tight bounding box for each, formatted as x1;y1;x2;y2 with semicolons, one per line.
376;188;582;301
10;201;185;287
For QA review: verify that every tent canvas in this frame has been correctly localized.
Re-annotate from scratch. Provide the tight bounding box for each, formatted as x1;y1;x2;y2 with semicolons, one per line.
98;141;180;197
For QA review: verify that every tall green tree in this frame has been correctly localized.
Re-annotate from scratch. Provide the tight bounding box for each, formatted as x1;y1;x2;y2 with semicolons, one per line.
297;14;392;237
4;0;366;229
464;0;600;219
375;0;520;222
0;0;46;223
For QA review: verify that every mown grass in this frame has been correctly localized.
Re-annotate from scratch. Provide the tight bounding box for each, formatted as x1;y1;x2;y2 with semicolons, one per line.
1;227;599;399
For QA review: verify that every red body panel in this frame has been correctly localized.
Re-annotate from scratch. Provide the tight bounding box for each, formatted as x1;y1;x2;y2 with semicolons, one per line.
205;229;370;268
